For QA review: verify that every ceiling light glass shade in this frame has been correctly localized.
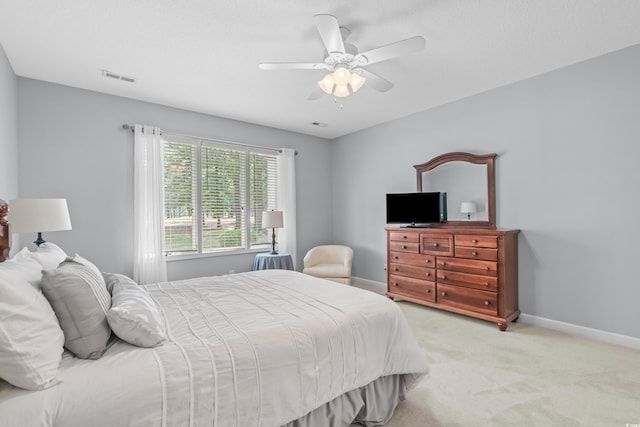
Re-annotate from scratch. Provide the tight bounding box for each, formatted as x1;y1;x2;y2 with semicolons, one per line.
332;67;351;85
333;84;350;97
318;73;335;95
349;73;366;93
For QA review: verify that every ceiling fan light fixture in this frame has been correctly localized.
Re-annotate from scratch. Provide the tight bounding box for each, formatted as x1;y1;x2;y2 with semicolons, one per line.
318;73;335;94
332;66;351;85
349;73;366;93
333;84;350;97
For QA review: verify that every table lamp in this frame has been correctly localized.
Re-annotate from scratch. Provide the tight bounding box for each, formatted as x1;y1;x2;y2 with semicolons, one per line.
262;210;283;254
8;198;72;246
460;202;477;220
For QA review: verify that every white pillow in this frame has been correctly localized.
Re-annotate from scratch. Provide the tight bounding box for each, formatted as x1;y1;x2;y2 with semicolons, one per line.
2;247;43;289
31;242;68;270
107;275;166;348
0;272;65;390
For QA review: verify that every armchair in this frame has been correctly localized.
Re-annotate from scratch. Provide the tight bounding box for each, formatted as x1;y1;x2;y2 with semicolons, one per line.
302;245;353;285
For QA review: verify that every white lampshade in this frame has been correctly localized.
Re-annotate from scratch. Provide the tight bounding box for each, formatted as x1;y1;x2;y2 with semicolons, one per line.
262;210;283;229
9;198;72;233
460;202;477;214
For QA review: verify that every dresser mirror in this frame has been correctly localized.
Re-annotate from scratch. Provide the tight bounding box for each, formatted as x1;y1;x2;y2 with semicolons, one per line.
415;152;496;228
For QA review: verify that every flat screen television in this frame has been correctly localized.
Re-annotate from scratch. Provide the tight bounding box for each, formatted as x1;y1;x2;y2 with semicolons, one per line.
386;192;447;226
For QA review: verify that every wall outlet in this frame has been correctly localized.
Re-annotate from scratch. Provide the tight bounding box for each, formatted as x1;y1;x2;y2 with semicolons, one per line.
228;269;235;274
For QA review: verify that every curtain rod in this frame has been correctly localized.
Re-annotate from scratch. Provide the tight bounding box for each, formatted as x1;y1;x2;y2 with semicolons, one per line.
122;124;297;155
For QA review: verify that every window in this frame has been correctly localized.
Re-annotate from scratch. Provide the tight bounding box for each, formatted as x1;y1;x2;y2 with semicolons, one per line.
163;137;278;256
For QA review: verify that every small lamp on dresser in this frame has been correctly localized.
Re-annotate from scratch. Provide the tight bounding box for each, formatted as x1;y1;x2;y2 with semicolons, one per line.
262;210;283;254
8;198;72;246
460;202;477;220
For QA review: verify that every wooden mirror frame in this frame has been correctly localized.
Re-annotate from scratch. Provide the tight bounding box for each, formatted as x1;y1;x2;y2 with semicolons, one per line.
415;152;496;229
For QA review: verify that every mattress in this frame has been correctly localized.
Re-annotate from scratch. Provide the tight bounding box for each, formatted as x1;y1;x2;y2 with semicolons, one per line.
0;270;428;426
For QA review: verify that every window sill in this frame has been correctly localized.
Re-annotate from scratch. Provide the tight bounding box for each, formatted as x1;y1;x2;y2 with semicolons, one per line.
165;248;270;262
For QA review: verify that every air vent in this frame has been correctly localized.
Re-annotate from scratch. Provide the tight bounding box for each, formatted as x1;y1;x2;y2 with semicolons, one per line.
101;70;136;83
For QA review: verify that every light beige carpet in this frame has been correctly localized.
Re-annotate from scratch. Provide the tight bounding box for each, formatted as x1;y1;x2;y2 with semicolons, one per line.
371;301;640;427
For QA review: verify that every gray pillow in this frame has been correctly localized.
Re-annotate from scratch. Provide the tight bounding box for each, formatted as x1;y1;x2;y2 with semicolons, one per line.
106;274;166;348
41;254;111;359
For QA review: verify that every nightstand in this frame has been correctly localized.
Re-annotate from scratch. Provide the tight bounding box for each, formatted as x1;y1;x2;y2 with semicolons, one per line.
252;252;294;271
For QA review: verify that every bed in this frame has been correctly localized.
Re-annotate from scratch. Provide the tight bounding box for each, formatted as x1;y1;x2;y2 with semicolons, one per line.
0;201;428;426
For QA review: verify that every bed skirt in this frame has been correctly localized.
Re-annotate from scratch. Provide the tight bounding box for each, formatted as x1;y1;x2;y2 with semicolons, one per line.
285;373;414;427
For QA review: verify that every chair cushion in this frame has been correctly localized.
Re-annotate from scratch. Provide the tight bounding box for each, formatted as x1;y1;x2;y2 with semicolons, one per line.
303;263;350;278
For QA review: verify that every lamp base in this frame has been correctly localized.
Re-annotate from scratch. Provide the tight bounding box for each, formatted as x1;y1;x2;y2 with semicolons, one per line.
34;232;46;247
270;227;278;255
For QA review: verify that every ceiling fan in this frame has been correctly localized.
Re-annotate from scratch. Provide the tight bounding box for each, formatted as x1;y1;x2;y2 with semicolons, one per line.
258;14;426;99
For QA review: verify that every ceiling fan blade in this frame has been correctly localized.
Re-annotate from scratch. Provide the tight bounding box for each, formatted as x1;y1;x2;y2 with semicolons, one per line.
259;62;329;70
313;14;345;55
355;36;426;66
307;87;324;101
358;69;394;92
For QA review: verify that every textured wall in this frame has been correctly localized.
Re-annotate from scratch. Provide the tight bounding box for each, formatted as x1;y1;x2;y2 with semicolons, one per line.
332;44;640;338
17;79;333;278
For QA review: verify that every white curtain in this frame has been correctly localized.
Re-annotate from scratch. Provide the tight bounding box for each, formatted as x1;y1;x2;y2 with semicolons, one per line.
133;124;167;285
277;148;297;268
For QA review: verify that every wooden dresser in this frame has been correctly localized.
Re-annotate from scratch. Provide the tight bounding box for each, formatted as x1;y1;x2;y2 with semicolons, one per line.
386;226;520;330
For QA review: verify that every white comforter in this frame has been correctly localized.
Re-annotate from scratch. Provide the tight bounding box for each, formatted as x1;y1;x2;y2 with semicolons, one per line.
0;270;428;426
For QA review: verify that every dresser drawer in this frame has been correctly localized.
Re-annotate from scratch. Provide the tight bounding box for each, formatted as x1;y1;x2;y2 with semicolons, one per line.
436;269;498;291
389;231;420;243
455;235;498;249
389;251;435;268
455;246;498;261
437;257;497;277
437;284;498;316
420;234;454;256
389;275;436;302
389;262;435;281
389;241;420;253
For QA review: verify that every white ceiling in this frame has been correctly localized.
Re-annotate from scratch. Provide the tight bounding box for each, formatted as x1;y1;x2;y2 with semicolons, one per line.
1;1;640;139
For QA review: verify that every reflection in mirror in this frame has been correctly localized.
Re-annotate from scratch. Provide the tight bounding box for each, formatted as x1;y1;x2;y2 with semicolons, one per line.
415;152;496;228
421;162;488;221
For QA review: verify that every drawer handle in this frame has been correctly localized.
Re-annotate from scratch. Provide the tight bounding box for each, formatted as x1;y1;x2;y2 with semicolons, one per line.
425;272;431;277
484;282;490;287
394;282;398;286
484;301;490;306
472;251;478;256
426;289;431;293
402;245;407;249
472;239;478;243
394;268;399;271
403;235;408;239
484;267;490;271
425;260;431;264
394;256;399;260
433;243;439;247
438;275;446;280
441;291;447;297
439;262;446;266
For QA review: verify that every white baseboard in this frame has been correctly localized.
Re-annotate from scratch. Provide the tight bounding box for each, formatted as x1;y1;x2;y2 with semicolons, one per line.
351;276;640;350
518;314;640;350
351;276;386;294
